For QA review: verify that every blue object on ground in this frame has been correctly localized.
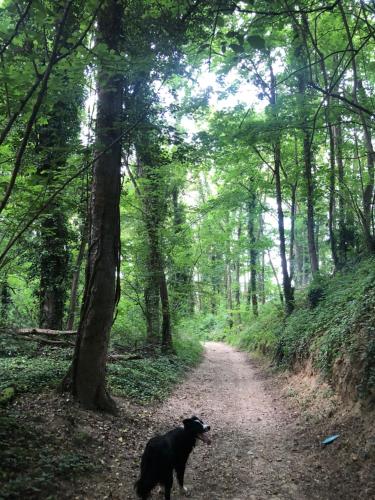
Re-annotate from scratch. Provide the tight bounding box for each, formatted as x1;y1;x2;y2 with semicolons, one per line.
321;434;340;445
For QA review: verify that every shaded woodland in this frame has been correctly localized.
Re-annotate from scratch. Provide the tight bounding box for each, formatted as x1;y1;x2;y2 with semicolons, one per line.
0;0;374;412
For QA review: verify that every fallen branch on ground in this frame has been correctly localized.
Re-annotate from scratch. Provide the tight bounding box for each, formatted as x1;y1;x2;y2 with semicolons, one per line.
20;336;75;347
17;328;76;336
107;353;143;362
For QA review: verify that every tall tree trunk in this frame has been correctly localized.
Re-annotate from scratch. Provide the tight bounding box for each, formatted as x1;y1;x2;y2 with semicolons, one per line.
144;279;160;343
225;259;233;329
334;119;347;265
235;215;242;323
258;213;266;305
300;103;319;276
0;279;11;322
268;59;294;314
171;187;193;315
328;120;338;269
144;227;161;344
62;0;122;413
39;208;69;329
66;219;87;331
144;220;172;351
160;265;172;352
274;139;294;314
247;194;258;317
267;250;283;306
339;2;375;253
292;14;319;275
37;95;81;330
289;183;297;283
139;159;172;350
302;11;339;270
210;254;217;314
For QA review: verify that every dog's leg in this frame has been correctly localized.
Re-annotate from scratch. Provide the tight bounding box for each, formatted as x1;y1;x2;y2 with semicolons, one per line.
163;473;173;500
175;463;189;496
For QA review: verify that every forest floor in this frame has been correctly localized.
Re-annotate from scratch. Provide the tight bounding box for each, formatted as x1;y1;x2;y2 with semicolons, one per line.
4;342;375;499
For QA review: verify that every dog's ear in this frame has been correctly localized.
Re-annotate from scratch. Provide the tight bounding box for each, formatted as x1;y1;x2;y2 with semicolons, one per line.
183;418;193;428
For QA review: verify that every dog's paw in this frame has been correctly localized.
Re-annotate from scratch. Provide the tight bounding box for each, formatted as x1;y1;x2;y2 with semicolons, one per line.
180;486;190;497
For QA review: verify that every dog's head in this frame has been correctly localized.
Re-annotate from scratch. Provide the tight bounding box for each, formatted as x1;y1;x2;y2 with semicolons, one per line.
183;416;211;444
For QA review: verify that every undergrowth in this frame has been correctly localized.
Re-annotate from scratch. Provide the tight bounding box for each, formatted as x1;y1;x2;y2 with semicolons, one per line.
191;257;375;405
0;331;203;404
108;333;203;402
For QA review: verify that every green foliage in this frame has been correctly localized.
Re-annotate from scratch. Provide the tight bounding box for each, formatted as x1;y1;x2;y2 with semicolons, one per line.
226;302;282;354
0;386;15;406
109;333;203;403
224;258;375;404
307;274;329;308
178;310;229;341
0;330;202;404
0;351;70;395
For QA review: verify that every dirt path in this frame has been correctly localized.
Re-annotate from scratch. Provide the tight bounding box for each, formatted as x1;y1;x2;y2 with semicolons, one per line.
150;341;301;500
78;342;374;499
138;341;318;500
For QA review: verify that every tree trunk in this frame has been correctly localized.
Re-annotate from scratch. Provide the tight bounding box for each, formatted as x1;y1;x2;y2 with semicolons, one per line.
301;107;319;276
258;213;266;305
210;253;217;314
302;11;338;270
339;2;375;253
289;183;297;283
144;278;161;344
65;220;87;330
268;59;294;314
171;187;193;315
267;250;283;306
274;140;294;314
293;15;319;275
145;222;172;351
160;265;172;352
37;92;81;330
235;215;242;323
39;208;69;329
334;119;347;265
144;227;161;344
0;279;11;322
247;194;258;317
225;259;233;329
62;0;123;413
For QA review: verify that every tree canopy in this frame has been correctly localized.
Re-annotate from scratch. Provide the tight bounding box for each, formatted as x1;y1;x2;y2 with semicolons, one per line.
0;0;374;410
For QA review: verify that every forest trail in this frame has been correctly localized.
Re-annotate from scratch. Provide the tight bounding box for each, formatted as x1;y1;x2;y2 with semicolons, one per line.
149;341;305;500
80;342;373;500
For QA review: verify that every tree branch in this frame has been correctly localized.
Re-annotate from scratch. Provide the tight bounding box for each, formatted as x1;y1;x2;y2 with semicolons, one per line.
308;81;374;117
0;0;33;57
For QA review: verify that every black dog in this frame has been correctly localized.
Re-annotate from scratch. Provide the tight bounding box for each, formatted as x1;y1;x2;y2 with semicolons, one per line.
135;416;211;499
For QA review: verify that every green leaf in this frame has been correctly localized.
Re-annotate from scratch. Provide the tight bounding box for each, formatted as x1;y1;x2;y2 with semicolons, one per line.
247;35;266;50
199;43;210;51
229;43;243;53
216;17;225;27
